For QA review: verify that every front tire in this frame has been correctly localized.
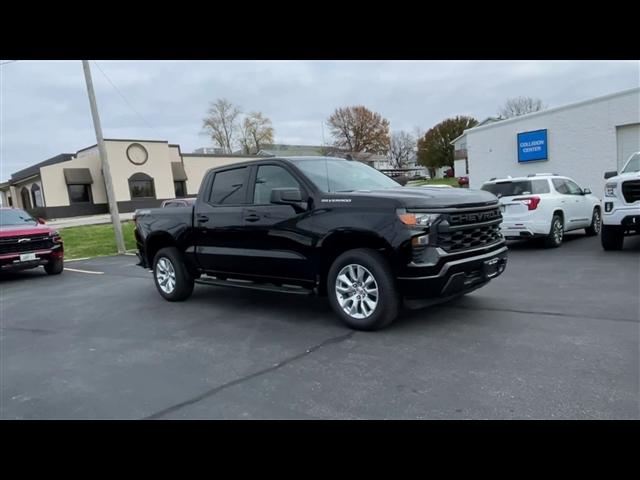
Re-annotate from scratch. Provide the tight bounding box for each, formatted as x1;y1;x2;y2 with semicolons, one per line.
44;257;63;275
327;248;399;331
601;224;624;251
153;247;194;301
585;208;601;236
544;214;564;248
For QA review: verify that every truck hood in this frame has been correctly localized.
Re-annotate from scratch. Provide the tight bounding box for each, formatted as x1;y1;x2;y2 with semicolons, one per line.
345;186;498;209
609;171;640;183
0;224;55;238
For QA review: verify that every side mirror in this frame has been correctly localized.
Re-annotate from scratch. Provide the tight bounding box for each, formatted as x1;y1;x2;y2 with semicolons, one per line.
604;171;617;179
582;188;591;195
271;187;303;204
37;217;46;225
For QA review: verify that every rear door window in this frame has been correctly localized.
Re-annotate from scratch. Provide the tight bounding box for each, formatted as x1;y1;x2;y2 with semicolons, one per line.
481;179;549;197
208;167;249;205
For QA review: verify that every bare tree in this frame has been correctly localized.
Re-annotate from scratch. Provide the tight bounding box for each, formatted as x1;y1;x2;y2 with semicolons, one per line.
327;106;390;154
239;111;275;154
388;131;416;169
202;98;241;153
498;96;546;119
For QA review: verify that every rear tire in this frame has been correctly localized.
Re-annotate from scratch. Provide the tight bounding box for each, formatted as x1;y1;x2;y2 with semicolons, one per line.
153;247;194;301
601;224;624;251
44;257;63;275
544;214;564;248
585;208;601;236
327;248;399;331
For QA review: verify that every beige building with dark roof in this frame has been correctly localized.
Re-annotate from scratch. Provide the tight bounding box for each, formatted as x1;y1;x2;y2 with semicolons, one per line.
0;139;260;218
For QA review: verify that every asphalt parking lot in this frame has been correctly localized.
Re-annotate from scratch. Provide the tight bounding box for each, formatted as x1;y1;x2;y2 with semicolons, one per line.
1;234;638;419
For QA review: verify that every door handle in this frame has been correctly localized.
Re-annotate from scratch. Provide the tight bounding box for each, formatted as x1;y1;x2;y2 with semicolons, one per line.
196;214;209;223
245;214;260;222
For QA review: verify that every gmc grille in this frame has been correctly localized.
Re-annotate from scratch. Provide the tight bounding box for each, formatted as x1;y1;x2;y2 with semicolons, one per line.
0;234;54;255
437;206;503;252
621;180;640;204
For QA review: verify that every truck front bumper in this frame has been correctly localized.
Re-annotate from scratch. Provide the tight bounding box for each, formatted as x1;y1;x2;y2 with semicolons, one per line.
0;245;64;272
397;245;508;299
603;202;640;230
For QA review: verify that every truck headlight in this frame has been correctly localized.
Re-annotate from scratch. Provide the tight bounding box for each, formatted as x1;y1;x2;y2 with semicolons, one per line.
397;211;441;227
605;183;617;197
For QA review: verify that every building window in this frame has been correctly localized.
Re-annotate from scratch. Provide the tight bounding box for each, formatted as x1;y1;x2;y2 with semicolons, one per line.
68;184;92;204
31;184;44;208
128;173;156;199
174;181;186;198
20;187;32;210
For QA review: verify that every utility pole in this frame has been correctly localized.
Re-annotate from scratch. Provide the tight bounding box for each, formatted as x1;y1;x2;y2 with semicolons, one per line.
82;60;126;254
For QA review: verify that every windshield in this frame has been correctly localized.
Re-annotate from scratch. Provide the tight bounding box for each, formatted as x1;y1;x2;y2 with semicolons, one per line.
622;152;640;173
290;158;400;192
481;179;550;197
0;209;37;227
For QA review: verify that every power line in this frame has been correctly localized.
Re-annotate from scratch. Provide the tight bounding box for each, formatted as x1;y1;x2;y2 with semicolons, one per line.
92;61;165;139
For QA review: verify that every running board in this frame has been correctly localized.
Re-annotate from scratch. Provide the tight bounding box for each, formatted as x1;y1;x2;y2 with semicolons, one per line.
195;277;314;295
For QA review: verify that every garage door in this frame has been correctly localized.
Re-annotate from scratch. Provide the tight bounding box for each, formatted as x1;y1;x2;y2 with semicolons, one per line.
617;123;640;169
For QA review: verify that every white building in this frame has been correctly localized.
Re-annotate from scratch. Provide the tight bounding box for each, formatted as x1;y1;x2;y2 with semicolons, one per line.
452;88;640;195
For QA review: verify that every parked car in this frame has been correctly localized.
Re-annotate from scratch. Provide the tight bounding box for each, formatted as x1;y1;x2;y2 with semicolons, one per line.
161;198;197;208
0;208;64;274
481;174;601;248
601;151;640;250
458;176;469;187
134;156;507;331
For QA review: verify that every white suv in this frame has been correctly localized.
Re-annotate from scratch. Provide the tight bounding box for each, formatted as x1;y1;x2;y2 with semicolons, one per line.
601;152;640;250
481;174;602;248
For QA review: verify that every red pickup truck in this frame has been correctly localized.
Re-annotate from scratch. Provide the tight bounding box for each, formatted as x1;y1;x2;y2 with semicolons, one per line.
0;208;64;274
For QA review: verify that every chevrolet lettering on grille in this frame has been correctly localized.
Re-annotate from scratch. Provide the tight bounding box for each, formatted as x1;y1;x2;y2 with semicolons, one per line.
451;210;501;224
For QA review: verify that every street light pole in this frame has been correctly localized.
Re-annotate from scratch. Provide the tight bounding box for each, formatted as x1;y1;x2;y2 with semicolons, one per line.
82;60;126;254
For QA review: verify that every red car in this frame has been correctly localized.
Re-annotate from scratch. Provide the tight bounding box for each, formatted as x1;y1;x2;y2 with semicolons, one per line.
0;208;64;274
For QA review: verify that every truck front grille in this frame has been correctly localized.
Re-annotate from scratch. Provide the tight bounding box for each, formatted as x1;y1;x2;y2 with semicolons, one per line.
0;234;53;255
622;180;640;204
436;206;503;253
438;223;502;252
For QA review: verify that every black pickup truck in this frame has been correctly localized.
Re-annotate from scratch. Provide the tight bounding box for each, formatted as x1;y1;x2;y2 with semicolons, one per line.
134;156;507;330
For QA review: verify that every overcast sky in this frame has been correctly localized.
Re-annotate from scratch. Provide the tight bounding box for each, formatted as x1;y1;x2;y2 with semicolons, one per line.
1;60;638;181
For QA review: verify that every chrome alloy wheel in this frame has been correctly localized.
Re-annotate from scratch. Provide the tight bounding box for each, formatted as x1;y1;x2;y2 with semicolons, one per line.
335;264;379;319
156;257;176;294
553;218;564;244
593;209;601;233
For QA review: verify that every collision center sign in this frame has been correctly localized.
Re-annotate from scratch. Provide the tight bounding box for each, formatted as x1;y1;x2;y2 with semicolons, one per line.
517;129;548;163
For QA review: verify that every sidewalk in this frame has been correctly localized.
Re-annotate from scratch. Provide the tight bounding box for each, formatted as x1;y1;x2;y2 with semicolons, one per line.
47;212;135;229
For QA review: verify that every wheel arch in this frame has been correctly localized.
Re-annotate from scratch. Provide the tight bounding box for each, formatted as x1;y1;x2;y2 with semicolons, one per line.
552;208;565;225
316;230;395;296
145;231;178;266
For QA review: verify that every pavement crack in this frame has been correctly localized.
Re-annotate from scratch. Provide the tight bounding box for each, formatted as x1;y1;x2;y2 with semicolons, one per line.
142;330;355;420
0;326;58;335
